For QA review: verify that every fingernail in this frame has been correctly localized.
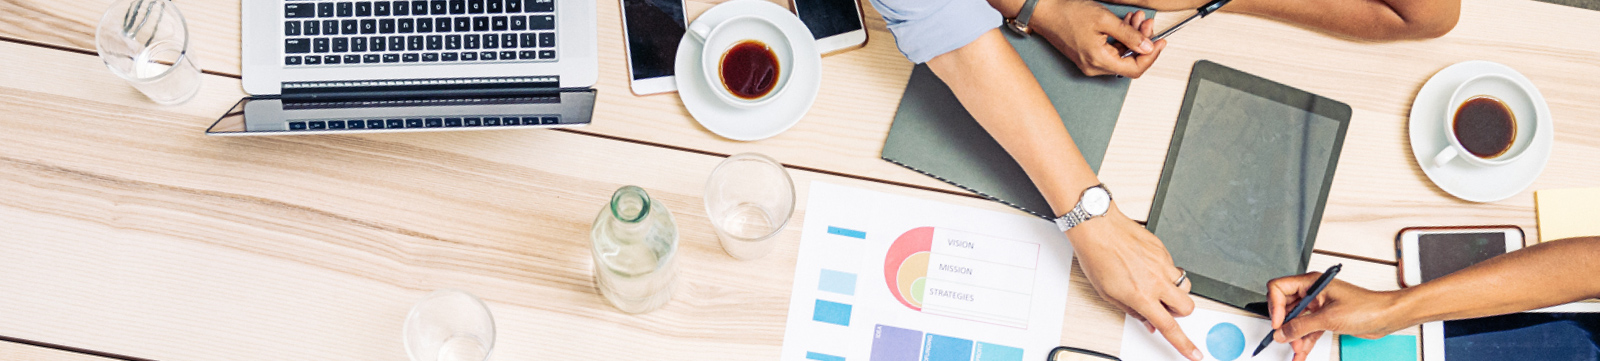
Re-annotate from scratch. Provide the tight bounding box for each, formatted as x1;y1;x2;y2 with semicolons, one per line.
1140;39;1153;52
1189;349;1204;361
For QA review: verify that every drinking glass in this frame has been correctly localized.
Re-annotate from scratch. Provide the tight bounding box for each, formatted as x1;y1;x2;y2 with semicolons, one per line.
95;0;202;105
704;153;795;260
403;289;496;361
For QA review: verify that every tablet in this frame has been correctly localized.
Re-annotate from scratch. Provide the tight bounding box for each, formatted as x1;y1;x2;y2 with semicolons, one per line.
1145;60;1352;314
1423;302;1600;361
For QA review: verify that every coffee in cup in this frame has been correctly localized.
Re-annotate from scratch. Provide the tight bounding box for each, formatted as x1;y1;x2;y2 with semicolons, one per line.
1432;73;1539;168
687;15;793;107
720;40;780;100
1451;96;1516;159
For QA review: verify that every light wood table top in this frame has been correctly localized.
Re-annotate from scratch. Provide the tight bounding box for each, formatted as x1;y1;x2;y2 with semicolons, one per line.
1;0;1594;360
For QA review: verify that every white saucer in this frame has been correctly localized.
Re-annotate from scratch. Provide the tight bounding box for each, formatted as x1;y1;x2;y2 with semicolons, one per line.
1409;60;1554;203
675;0;821;141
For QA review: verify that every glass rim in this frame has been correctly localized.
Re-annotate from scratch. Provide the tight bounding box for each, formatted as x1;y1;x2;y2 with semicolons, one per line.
704;152;796;242
96;0;194;81
402;288;497;361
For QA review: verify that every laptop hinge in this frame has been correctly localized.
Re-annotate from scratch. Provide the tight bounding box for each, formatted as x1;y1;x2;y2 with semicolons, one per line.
280;76;560;101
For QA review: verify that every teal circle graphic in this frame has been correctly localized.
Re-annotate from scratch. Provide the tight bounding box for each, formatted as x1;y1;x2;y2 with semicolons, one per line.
1207;322;1246;361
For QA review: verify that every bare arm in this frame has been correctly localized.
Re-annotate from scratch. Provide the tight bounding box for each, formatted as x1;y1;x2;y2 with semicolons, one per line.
1121;0;1460;40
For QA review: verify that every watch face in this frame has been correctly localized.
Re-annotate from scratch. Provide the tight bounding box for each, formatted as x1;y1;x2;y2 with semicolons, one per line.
1082;187;1111;215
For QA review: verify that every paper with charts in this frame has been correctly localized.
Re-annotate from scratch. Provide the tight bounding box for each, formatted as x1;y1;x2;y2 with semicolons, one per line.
1121;308;1331;361
780;182;1074;361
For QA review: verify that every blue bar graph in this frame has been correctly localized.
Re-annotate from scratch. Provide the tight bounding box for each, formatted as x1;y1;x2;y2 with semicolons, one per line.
813;299;853;326
819;269;858;296
828;226;867;239
808;352;847;361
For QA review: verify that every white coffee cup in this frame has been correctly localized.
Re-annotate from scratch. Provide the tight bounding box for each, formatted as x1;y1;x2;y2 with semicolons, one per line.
1432;73;1539;168
687;15;793;107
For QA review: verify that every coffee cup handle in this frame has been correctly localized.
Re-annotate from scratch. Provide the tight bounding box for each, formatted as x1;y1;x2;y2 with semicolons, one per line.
1432;147;1459;168
687;21;713;43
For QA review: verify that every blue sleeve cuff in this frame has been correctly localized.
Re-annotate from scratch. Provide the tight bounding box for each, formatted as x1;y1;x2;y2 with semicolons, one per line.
869;0;1003;64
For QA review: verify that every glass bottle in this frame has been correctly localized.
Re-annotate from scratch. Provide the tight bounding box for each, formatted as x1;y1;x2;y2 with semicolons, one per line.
591;185;679;314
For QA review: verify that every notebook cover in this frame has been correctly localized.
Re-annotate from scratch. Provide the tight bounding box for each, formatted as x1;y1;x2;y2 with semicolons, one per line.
1339;334;1418;361
1534;187;1600;243
881;3;1152;219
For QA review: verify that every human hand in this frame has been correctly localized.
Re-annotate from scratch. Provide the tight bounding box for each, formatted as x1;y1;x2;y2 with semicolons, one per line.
1267;274;1407;361
1031;0;1167;78
1104;0;1211;11
1066;203;1200;361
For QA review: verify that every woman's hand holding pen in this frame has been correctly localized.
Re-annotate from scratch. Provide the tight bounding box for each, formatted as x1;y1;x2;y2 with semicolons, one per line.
1267;274;1407;361
1031;0;1166;78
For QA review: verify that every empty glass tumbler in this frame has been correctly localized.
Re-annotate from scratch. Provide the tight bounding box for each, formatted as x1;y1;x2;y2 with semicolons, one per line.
704;153;795;260
95;0;202;105
592;186;679;314
403;289;496;361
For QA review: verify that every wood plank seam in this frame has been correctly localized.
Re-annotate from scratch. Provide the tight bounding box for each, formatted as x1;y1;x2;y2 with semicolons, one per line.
0;335;156;361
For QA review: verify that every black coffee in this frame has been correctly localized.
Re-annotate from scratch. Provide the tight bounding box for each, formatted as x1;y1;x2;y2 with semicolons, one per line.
1453;96;1516;158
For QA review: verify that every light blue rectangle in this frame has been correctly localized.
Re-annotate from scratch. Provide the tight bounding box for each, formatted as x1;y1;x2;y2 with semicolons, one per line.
924;334;974;361
812;300;852;326
807;352;846;361
974;342;1023;361
828;226;867;239
819;269;858;296
1339;334;1417;361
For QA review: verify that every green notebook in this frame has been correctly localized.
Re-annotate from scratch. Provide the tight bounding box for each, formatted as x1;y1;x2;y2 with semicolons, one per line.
881;3;1151;219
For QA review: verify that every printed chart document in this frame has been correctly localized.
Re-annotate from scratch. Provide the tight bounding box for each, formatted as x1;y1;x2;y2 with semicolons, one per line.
780;182;1074;361
1121;308;1331;361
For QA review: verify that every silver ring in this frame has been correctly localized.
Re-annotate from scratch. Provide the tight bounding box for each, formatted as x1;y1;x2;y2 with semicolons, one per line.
1174;268;1188;287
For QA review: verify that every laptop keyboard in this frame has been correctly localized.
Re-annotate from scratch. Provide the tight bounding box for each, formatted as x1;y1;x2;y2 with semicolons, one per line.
282;0;557;67
288;115;563;131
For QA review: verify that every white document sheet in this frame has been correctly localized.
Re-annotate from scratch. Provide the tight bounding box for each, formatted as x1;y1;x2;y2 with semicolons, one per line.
1121;308;1332;361
779;182;1075;361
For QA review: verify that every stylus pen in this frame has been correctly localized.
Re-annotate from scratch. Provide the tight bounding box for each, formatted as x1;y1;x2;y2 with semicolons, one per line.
1119;0;1233;58
1251;263;1342;357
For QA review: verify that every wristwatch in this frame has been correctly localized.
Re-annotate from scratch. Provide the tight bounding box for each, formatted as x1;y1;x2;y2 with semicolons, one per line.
1005;0;1042;35
1054;184;1112;232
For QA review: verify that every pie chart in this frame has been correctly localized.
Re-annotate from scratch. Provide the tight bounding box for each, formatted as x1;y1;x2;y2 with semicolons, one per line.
883;227;933;310
1207;322;1246;361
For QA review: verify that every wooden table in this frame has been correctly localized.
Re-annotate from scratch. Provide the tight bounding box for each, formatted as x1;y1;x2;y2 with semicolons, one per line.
1;0;1596;360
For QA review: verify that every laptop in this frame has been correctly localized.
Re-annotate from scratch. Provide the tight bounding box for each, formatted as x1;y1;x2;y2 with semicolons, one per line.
210;0;598;135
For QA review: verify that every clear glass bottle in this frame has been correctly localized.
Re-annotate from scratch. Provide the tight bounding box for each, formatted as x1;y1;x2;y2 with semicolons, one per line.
591;185;678;314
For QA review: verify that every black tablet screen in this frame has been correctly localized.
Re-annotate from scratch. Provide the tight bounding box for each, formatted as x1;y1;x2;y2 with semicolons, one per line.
1445;312;1600;360
1152;78;1343;296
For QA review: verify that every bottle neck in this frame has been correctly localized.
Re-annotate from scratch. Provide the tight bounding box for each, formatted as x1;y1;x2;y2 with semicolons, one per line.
606;186;653;237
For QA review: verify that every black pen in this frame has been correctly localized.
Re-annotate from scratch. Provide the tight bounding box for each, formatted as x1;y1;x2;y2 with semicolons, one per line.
1119;0;1233;58
1251;263;1342;357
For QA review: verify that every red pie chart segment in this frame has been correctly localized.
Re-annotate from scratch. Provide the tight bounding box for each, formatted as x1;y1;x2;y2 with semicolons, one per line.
884;227;933;310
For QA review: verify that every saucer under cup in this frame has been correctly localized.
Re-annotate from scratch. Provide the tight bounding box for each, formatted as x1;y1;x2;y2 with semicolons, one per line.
696;16;792;107
1435;74;1538;168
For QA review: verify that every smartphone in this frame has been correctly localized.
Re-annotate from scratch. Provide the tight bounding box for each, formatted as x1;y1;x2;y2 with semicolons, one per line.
620;0;686;95
1396;225;1524;288
789;0;868;56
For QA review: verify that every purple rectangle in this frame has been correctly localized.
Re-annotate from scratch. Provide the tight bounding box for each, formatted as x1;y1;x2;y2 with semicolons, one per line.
871;324;924;361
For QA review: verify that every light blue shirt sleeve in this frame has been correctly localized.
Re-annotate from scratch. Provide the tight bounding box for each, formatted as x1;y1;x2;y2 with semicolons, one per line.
868;0;1003;64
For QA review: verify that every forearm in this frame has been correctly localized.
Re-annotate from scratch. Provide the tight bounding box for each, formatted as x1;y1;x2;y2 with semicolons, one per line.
1390;236;1600;326
1225;0;1458;40
925;29;1101;217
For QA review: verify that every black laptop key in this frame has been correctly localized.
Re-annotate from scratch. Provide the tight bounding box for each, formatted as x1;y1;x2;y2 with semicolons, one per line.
387;119;405;128
339;2;354;17
356;1;372;16
444;118;462;127
524;117;543;125
405;118;423;128
468;117;485;126
398;18;414;33
460;51;477;61
333;37;348;52
446;34;461;49
442;52;458;61
519;50;535;59
538;50;554;59
318;2;335;17
464;34;479;49
468;0;484;13
344;54;361;63
492;16;507;31
505;0;520;12
285;55;302;65
347;119;365;129
389;36;405;50
380;18;395;33
425;118;443;127
309;120;328;129
304;55;322;64
423;53;439;61
528;0;552;12
328;120;346;129
324;20;340;34
487;0;502;13
375;1;390;15
481;51;496;60
472;16;489;31
539;32;554;47
285;38;311;53
454;17;471;31
408;35;424;50
289;121;307;130
530;15;553;30
431;0;448;14
342;19;359;34
500;50;515;59
520;33;535;47
364;54;381;62
482;36;498;49
417;18;433;32
403;53;419;62
427;35;442;50
436;17;452;32
394;0;410;15
369;36;386;51
368;119;385;129
449;0;466;14
505;117;525;125
510;16;526;30
285;21;301;36
352;37;368;51
541;116;558;124
500;33;516;48
304;20;320;35
383;53;400;62
324;55;340;64
285;3;315;18
360;19;376;33
314;38;330;53
483;117;499;126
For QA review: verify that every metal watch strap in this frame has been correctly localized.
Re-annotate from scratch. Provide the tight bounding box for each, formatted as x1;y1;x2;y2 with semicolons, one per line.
1054;206;1090;232
1005;0;1042;35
